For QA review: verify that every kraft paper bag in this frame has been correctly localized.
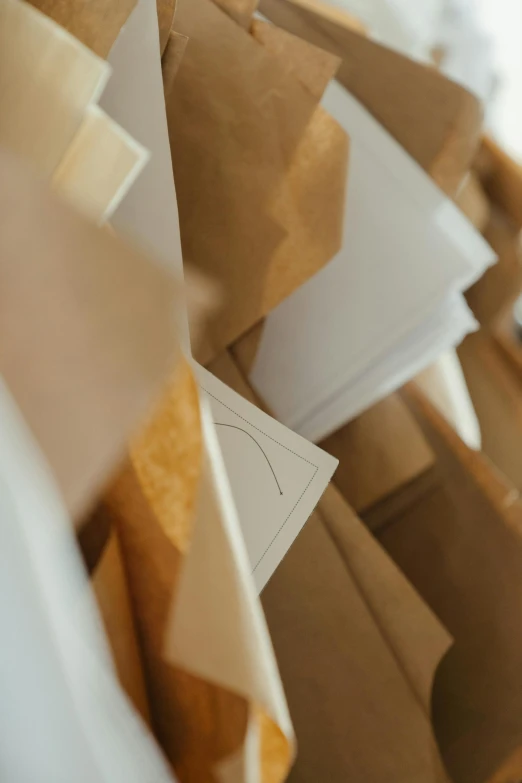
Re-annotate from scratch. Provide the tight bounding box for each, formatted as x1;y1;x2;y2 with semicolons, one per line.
169;0;347;361
212;0;258;27
375;386;522;783
92;527;152;723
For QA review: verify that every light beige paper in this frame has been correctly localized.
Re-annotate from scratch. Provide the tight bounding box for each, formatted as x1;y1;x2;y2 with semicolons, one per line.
0;148;179;520
0;0;110;177
53;104;149;222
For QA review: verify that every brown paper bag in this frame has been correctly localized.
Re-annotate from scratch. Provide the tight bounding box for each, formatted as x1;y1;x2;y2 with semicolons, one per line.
372;386;522;783
169;0;347;361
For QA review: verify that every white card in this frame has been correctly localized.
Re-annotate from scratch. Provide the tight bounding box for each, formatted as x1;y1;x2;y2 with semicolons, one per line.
248;79;495;440
195;365;338;592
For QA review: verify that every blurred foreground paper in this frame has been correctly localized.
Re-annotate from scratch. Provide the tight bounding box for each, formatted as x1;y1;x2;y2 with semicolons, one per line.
0;379;175;783
0;149;179;519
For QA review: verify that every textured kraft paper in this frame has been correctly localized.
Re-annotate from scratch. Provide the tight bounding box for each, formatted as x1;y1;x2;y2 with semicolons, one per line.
0;149;180;520
103;360;293;782
26;0;137;56
260;0;482;196
208;349;452;782
169;0;347;362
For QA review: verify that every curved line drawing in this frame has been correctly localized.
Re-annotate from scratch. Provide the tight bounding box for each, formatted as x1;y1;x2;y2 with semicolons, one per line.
215;423;283;495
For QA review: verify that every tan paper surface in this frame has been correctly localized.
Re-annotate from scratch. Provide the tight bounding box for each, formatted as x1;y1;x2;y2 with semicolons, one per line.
26;0;137;56
263;508;449;783
0;148;179;520
162;31;189;97
212;0;258;27
260;0;481;196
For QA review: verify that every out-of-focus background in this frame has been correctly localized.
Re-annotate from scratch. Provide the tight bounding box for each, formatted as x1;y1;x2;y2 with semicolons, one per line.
326;0;522;160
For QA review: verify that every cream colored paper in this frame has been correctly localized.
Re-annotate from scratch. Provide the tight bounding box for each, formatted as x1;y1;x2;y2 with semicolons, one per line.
166;399;294;779
53;104;149;223
0;0;110;177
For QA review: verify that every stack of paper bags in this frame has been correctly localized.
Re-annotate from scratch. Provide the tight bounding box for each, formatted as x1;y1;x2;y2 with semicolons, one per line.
167;0;349;362
208;349;453;783
231;1;496;443
0;1;301;781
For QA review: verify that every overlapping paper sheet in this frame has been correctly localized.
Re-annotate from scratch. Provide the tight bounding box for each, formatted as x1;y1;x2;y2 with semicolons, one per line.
102;0;340;780
0;3;180;771
0;0;346;780
168;0;349;362
208;348;453;783
247;78;496;442
0;0;148;223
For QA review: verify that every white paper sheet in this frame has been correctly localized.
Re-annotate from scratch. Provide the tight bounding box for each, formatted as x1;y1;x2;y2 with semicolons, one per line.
248;79;496;441
195;365;338;591
101;0;189;348
0;379;175;783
